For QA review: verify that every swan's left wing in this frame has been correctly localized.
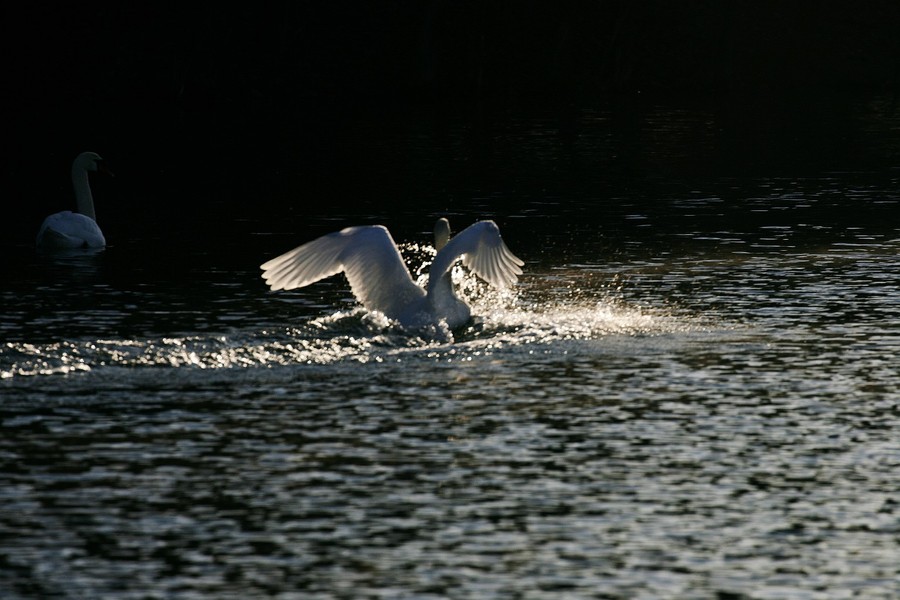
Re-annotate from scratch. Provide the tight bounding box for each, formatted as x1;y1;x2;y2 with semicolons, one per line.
260;225;425;318
428;220;524;290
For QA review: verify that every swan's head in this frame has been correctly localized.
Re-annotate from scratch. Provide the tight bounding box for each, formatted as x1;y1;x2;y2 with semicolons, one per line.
434;218;451;251
73;152;113;177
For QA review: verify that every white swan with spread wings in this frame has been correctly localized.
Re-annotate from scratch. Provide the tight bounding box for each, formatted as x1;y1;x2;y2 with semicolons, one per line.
260;218;523;328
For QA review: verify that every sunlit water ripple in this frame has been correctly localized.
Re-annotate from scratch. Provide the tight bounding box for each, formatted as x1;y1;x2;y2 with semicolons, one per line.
3;183;900;598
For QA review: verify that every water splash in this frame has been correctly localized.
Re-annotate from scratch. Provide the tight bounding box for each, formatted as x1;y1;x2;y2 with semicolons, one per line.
1;246;702;379
407;241;691;340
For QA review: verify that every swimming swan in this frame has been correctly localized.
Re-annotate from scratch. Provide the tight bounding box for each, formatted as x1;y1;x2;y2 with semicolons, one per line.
36;152;109;249
260;218;524;328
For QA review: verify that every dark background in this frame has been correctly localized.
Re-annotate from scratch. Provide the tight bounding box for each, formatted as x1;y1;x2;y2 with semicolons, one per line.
4;1;900;247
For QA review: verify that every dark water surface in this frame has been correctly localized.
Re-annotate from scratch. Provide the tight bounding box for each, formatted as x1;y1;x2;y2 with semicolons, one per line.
3;99;900;598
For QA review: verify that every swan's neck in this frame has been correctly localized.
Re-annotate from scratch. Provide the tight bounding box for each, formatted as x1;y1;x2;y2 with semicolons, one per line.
429;271;457;300
427;269;470;326
426;232;472;325
72;165;96;221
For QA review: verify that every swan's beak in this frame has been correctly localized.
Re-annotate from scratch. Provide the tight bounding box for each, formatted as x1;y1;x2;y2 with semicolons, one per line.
97;161;115;178
434;218;451;251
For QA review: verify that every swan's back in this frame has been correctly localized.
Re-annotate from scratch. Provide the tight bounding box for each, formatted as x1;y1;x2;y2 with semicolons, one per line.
36;211;106;249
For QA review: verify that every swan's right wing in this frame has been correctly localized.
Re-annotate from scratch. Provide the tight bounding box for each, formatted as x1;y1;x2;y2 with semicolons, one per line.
429;220;524;289
260;226;425;315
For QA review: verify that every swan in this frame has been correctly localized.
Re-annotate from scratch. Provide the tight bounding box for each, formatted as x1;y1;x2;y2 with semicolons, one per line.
36;152;110;249
260;218;524;328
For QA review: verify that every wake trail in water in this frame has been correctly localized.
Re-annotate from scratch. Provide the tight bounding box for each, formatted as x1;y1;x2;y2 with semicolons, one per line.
2;246;708;379
1;299;700;380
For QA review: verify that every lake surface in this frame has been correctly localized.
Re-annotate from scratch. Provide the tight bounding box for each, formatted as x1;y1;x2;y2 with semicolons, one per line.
3;98;900;598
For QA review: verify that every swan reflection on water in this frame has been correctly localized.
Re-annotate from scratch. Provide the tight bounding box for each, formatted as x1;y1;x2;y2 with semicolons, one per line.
261;218;524;329
35;245;105;273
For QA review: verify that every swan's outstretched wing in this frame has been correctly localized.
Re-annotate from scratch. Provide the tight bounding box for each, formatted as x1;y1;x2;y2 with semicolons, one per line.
428;220;524;290
260;225;425;316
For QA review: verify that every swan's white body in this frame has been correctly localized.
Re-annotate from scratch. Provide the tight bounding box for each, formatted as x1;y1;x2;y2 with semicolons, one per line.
260;218;524;328
36;152;107;249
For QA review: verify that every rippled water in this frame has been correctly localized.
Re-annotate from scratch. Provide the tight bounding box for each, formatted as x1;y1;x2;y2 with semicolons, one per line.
4;107;900;598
